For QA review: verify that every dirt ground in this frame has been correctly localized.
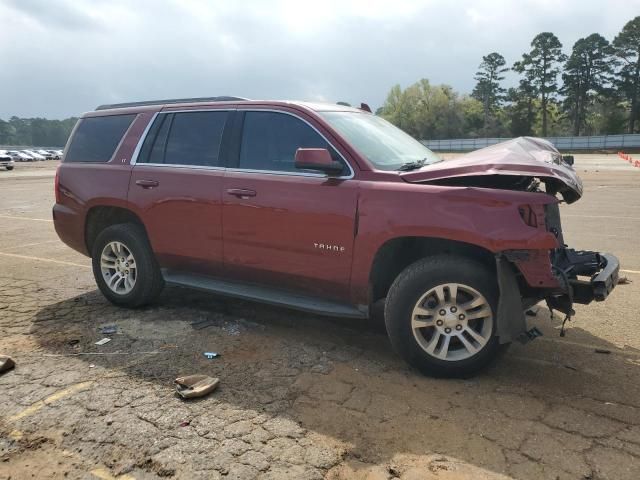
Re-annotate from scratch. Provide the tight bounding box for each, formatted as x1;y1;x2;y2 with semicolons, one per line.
1;155;639;480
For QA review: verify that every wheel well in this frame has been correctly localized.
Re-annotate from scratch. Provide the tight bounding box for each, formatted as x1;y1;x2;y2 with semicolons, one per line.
85;206;145;254
369;237;496;303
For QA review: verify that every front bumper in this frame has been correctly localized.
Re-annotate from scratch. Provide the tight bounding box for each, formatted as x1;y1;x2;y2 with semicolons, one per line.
553;249;620;304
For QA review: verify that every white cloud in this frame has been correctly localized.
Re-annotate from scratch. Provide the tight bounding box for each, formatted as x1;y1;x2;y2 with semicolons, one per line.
1;0;639;118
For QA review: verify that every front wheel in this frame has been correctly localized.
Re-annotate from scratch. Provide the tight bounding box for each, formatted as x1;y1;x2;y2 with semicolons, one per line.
6;166;13;170
92;223;164;308
384;255;508;378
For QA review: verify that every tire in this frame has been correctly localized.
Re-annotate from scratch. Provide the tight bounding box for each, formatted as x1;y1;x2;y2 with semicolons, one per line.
6;166;13;170
91;223;164;308
384;255;508;378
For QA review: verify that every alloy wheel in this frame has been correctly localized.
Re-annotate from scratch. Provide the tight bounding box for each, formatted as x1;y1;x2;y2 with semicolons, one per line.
100;241;137;295
411;283;493;361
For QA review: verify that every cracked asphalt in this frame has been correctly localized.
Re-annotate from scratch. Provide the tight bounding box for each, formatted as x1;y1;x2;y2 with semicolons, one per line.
1;156;640;479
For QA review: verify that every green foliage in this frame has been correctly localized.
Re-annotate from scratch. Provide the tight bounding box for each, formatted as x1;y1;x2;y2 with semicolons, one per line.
561;34;613;135
513;32;567;136
379;80;483;140
472;52;509;134
612;16;640;133
381;17;640;140
0;117;77;147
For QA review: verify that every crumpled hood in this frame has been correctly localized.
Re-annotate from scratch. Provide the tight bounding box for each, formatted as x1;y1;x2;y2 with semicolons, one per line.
401;136;583;203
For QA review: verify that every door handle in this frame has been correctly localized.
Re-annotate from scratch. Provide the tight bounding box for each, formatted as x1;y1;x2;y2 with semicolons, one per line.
136;179;159;189
226;188;256;198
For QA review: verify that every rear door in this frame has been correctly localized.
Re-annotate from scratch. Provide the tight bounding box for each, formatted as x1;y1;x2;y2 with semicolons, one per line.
222;109;359;301
128;109;231;276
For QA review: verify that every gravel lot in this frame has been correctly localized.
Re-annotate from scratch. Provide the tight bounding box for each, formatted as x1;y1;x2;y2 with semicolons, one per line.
1;156;640;479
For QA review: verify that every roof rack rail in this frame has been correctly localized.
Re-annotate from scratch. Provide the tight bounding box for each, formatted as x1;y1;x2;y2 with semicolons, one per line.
95;96;249;111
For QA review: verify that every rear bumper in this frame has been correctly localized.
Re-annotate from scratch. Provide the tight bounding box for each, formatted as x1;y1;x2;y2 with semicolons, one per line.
52;203;89;256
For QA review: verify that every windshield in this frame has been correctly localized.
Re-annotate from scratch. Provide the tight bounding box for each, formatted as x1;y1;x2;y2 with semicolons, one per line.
319;111;440;171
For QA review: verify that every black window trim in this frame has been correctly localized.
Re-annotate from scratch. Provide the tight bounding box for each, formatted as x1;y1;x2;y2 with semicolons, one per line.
130;109;234;171
229;109;355;179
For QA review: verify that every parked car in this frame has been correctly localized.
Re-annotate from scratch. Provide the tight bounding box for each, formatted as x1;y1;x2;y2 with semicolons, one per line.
22;150;46;161
0;150;14;170
36;149;55;159
47;150;63;160
53;97;620;377
6;150;34;162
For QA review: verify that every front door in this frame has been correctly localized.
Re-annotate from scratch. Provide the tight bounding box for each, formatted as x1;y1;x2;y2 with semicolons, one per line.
222;110;358;301
128;109;230;276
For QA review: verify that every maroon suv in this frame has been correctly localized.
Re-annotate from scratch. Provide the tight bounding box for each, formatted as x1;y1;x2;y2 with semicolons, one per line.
53;97;619;377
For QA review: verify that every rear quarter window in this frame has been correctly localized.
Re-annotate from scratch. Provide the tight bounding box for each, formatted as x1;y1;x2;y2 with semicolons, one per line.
65;114;136;163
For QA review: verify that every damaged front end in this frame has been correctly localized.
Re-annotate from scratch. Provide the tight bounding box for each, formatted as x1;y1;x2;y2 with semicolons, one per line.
402;137;620;343
496;201;620;343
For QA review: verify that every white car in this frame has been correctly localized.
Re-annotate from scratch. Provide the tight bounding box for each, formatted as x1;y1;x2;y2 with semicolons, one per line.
0;150;15;170
6;150;34;162
47;149;63;160
22;150;46;161
36;149;55;159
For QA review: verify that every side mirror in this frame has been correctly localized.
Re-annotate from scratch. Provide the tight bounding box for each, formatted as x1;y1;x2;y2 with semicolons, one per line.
295;148;344;176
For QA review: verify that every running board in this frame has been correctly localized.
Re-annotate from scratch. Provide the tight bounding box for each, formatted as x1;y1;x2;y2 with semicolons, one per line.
162;270;367;319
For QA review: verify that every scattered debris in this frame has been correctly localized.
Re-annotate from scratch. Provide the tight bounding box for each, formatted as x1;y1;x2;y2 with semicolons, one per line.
94;338;111;346
203;352;219;359
67;339;80;347
41;351;162;357
159;344;178;350
179;420;191;427
0;355;15;375
618;276;632;285
89;364;96;368
99;325;118;334
595;348;611;354
175;375;220;399
564;364;578;371
525;309;537;317
223;323;241;336
191;318;218;330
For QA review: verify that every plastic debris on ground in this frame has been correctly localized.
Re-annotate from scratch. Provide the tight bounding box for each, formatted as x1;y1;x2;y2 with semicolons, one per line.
95;338;111;346
175;375;220;399
99;325;118;334
203;352;219;359
0;355;15;375
191;318;217;330
595;348;611;354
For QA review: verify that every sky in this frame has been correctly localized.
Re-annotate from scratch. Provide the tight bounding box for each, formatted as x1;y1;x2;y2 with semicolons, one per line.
1;0;639;119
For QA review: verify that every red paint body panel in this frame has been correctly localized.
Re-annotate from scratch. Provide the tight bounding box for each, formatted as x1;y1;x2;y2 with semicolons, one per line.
54;99;579;311
222;172;358;301
128;165;225;276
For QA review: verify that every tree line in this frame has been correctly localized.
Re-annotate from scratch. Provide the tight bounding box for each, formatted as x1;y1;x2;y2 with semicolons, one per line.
0;116;78;147
380;16;640;140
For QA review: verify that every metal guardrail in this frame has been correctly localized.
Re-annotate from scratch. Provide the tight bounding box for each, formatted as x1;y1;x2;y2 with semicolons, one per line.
422;134;640;152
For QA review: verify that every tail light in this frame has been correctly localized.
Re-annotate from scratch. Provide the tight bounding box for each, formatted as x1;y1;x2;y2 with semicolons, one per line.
518;205;538;228
54;165;61;203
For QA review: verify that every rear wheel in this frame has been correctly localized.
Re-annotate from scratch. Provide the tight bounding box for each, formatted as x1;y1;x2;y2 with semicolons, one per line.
92;224;164;307
5;166;13;170
385;255;507;378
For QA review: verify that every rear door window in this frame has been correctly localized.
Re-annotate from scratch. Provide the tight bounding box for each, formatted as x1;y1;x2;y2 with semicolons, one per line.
138;111;228;167
238;111;345;174
65;114;136;163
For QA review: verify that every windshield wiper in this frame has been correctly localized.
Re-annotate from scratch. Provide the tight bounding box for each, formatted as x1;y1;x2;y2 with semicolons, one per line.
397;159;427;171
